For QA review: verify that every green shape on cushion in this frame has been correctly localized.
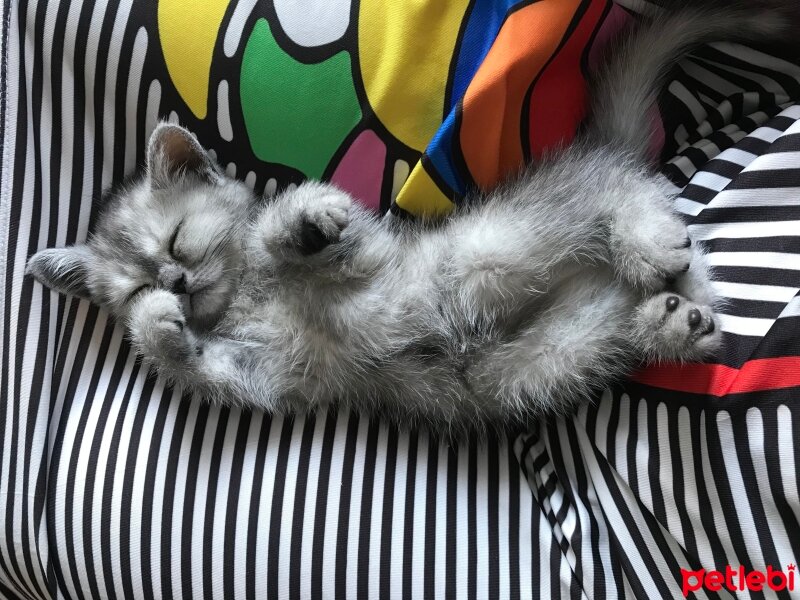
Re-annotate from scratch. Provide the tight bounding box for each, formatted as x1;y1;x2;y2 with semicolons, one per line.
240;19;362;178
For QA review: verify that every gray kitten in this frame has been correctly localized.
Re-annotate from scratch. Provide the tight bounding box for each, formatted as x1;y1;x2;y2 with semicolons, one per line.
27;1;796;434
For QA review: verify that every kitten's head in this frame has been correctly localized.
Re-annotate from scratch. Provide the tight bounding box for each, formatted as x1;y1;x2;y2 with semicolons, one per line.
27;123;255;328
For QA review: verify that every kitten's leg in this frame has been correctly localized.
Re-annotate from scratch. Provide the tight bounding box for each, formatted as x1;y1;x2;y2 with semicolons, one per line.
250;181;394;289
630;291;720;361
127;290;259;402
251;181;353;264
127;289;203;371
607;174;694;292
672;245;719;307
443;200;597;322
626;238;722;360
466;274;635;419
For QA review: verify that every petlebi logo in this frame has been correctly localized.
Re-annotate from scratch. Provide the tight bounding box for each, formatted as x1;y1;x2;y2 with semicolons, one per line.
681;564;795;596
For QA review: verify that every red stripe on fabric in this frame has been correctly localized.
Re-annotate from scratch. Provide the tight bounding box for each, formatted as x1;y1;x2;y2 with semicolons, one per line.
632;357;800;395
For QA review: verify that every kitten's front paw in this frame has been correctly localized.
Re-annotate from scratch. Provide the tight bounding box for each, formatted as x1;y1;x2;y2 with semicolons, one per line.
257;184;353;261
296;190;351;255
633;292;720;361
611;208;692;291
127;289;201;364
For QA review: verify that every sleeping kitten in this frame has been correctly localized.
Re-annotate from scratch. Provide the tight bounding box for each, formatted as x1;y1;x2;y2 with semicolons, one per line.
27;1;797;434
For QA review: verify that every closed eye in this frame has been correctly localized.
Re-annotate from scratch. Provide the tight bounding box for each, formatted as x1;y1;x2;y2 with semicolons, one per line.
168;219;183;260
125;284;152;304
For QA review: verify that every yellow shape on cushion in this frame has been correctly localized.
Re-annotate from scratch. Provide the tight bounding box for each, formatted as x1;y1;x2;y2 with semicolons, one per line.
395;162;455;217
358;0;470;152
158;0;231;119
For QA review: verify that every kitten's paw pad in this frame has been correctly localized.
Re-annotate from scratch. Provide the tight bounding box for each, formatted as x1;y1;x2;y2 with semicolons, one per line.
128;290;199;360
634;292;720;361
612;210;692;291
297;193;351;255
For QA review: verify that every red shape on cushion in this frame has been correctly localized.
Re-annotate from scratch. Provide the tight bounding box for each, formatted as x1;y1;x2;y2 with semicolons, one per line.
633;357;800;396
527;0;610;160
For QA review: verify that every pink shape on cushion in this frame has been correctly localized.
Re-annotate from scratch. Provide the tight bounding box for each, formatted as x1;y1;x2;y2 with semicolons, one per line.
331;129;386;212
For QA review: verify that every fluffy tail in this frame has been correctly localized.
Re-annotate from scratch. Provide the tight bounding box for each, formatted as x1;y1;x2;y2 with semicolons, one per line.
584;0;800;158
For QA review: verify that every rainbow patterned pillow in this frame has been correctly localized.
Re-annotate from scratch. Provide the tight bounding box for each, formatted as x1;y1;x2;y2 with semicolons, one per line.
155;0;628;215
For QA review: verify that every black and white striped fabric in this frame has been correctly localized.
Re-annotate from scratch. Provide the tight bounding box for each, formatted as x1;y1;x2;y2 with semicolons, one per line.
2;0;800;598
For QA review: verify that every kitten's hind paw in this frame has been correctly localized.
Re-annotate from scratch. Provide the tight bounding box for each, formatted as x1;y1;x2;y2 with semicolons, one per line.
127;289;202;366
611;207;692;292
632;292;721;361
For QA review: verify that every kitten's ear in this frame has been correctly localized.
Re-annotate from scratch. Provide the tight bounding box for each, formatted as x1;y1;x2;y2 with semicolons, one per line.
26;246;94;300
146;122;221;188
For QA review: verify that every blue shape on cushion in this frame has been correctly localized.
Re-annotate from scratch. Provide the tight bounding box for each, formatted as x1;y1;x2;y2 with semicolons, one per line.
425;0;526;196
426;108;464;195
449;0;527;111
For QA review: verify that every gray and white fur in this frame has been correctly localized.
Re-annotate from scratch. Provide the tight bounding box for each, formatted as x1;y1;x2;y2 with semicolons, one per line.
26;1;797;435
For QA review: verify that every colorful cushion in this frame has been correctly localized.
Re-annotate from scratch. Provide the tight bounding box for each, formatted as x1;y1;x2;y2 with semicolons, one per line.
151;0;629;215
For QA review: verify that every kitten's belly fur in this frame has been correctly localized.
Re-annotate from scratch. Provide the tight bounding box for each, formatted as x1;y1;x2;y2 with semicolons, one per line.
226;263;438;404
224;233;633;422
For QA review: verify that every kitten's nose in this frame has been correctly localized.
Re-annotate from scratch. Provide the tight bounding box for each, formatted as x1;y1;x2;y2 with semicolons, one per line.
170;274;187;294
